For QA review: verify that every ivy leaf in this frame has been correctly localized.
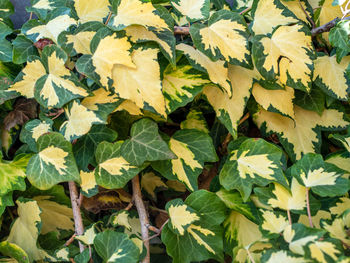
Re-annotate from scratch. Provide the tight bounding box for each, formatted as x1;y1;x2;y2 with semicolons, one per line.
161;190;226;263
112;46;167;117
73;0;110;23
79;171;98;197
322;217;350;247
26;132;80;190
0;193;14;217
250;0;298;35
9;45;89;109
0;39;13;62
141;172;167;200
261;250;305;263
294;87;325;115
254;106;349;161
0;21;12;40
261;210;289;235
290;153;349;197
329;128;350;152
329;20;350;62
180;109;209;133
12;35;39;65
27;0;67;20
313;55;350;101
283;0;313;25
152;129;217;192
177;43;232;97
252;24;314;92
60;100;104;141
326;151;350;173
94;230;140;263
22;7;76;43
121;118;175;166
95;142;143;189
163;65;209;113
190;10;251;67
0;241;30;263
76;224;98;245
73;124;118;171
109;0;171;31
125;25;176;65
76;30;135;89
6;198;53;262
202;64;257;138
252;83;295;119
220;138;288;201
0;153;31;197
20;119;53;152
171;0;210;22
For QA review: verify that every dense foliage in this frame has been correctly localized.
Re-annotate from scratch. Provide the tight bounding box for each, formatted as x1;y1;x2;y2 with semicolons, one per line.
0;0;350;262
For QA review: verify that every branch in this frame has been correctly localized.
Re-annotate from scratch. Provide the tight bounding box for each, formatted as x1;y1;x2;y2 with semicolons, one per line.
174;26;190;35
132;175;150;263
68;181;85;252
311;17;350;36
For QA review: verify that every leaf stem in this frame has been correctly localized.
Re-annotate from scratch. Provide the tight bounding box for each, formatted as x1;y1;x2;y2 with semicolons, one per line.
306;187;313;228
239;6;252;15
132;175;150;263
68;181;85;252
287;209;292;225
246;248;256;263
105;12;112;25
144;219;169;242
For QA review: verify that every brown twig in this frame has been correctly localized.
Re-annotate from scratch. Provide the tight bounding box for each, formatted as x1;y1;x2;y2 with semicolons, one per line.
311;17;350;36
105;12;112;25
132;175;150;263
65;234;76;247
125;202;133;211
239;6;252;15
174;26;190;35
144;219;169;242
306;188;314;228
246;248;256;263
149;205;168;214
68;181;85;252
29;12;33;20
298;0;315;28
287;209;292;225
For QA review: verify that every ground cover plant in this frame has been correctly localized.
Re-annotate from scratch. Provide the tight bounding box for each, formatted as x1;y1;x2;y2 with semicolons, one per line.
0;0;350;262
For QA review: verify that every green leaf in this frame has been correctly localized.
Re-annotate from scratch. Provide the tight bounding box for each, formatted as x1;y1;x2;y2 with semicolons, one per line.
329;127;350;152
94;230;140;263
190;10;251;67
162;64;209;113
12;35;39;65
121;118;175;166
290;153;349;197
95;141;144;189
162;190;226;263
0;192;13;217
171;0;210;22
0;39;12;62
0;21;12;39
152;129;217;192
294;86;325;115
219;138;288;201
73;124;118;171
329;20;350;62
26;132;80;190
0;241;30;263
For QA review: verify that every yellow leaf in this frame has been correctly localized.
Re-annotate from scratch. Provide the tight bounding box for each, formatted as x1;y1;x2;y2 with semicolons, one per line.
31;122;51;141
258;24;313;91
169;138;202;191
313;55;350;100
264;250;305;263
80;171;97;195
202;65;256;137
76;224;97;245
326;154;350;174
330;197;350;216
114;100;143;116
112;211;132;230
166;180;187;192
112;47;166;117
141;172;167;199
268;178;307;211
125;25;173;61
9;60;46;98
111;0;170;30
300;168;340;187
308;241;339;263
198;17;250;64
74;0;110;23
92;35;135;88
66;31;95;55
60;101;103;141
251;0;298;35
298;210;331;228
261;210;289;234
26;15;76;42
283;225;318;254
254;106;349;160
172;0;208;21
323;218;350;246
168;204;200;235
32;0;52;10
180;109;209;133
33;196;74;235
81;88;119;111
177;43;232;97
283;0;311;24
252;83;295;118
38;146;68;175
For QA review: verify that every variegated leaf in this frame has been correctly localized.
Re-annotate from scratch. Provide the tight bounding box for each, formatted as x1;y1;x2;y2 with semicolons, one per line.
190;10;251;67
180;109;209;133
74;0;110;23
152;129;217;192
95;141;143;189
220;138;288;201
254;106;349;161
79;171;98;197
171;0;210;22
252;24;314;92
141;172;167;200
20;119;53;152
26;132;80;190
